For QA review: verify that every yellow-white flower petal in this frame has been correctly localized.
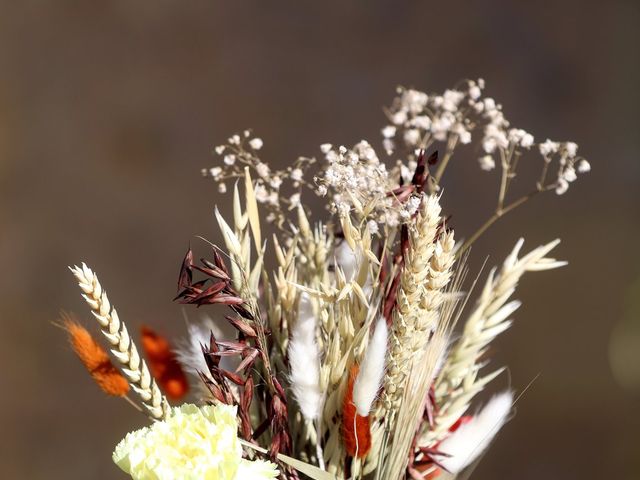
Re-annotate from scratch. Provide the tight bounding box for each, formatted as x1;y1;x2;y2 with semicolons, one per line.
113;403;278;480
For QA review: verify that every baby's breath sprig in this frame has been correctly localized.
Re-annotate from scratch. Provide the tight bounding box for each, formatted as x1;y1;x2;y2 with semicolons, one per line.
313;142;429;237
382;80;590;256
202;129;316;230
383;80;482;185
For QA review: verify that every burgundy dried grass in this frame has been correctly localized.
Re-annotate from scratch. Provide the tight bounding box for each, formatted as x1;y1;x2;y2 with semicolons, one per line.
175;245;296;473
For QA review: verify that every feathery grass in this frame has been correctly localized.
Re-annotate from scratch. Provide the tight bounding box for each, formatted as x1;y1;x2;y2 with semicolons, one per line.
60;312;130;397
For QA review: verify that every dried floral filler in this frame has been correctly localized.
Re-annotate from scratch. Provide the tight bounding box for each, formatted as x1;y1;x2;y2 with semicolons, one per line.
61;79;589;480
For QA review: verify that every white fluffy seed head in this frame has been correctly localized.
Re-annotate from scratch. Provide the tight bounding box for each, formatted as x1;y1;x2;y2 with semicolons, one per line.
288;293;323;421
353;316;388;417
437;391;513;474
174;316;237;380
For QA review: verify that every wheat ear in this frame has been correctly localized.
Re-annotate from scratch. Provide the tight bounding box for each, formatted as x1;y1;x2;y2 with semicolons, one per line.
381;194;449;413
372;228;457;478
365;196;455;475
70;263;170;420
424;238;566;445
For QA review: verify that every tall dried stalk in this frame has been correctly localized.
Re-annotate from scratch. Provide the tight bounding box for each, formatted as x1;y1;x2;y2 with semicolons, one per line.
424;238;566;445
364;196;456;478
382;323;451;480
380;195;448;414
70;263;170;419
211;173;297;459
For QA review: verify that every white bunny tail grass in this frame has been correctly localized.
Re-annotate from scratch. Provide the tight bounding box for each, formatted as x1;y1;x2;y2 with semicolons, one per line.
353;316;388;417
175;316;229;379
436;391;513;475
288;293;323;421
174;316;241;400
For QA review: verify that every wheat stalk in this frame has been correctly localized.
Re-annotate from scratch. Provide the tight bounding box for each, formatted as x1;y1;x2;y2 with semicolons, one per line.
363;196;456;477
423;238;566;445
383;322;451;480
381;194;448;413
374;231;459;479
70;263;170;420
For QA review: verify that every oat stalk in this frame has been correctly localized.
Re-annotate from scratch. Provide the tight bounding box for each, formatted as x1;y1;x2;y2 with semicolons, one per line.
425;238;566;446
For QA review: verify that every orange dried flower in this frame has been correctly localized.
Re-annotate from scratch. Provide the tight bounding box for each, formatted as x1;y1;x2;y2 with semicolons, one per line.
140;326;189;400
342;365;372;458
62;314;129;397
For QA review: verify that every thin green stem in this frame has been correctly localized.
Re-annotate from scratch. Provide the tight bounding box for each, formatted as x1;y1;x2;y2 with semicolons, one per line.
456;188;546;259
506;150;521;191
496;149;509;212
122;394;144;414
537;158;551;190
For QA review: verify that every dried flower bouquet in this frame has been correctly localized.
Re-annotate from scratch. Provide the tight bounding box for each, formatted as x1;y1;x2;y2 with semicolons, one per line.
61;79;589;480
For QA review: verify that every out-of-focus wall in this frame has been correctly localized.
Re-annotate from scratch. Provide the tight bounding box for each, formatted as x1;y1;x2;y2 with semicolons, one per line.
1;1;638;478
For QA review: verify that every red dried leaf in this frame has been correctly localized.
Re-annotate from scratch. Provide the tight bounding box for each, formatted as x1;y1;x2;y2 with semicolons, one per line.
400;223;410;254
388;184;416;204
411;150;438;193
270;434;281;459
242;377;253;410
411;150;427;190
177;248;193;292
192;281;228;302
221;369;244;386
272;377;288;401
225;315;257;337
383;269;402;324
231;303;254;321
215;340;247;350
209;294;245;306
212;248;230;275
193;262;230;281
236;348;259;373
174;279;209;302
427;150;439;165
252;418;270;441
199;372;229;404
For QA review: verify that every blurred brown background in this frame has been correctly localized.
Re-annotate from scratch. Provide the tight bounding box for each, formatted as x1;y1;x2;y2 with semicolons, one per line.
1;1;639;479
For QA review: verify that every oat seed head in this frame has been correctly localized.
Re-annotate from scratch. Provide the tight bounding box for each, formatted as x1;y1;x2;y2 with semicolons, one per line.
427;239;565;445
